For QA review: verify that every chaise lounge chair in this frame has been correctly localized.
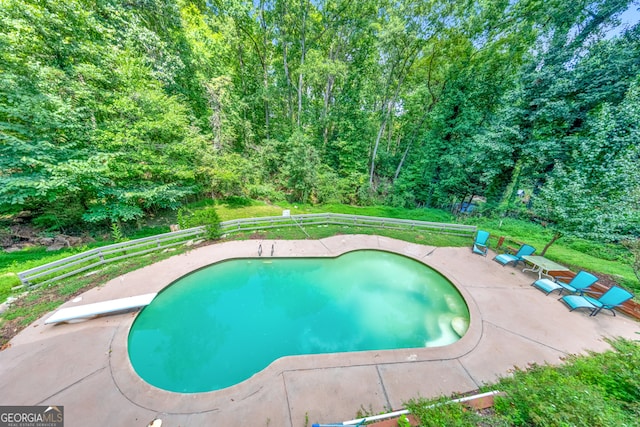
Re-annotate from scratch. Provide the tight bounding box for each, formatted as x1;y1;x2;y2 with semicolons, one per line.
532;270;598;296
472;230;490;256
493;244;535;267
560;286;634;316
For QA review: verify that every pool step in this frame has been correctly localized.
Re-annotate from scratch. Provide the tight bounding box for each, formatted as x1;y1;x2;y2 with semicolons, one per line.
45;293;157;325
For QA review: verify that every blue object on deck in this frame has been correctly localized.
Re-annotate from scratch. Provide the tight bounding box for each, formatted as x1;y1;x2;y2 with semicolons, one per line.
532;271;598;296
561;285;633;316
493;244;535;267
472;230;490;257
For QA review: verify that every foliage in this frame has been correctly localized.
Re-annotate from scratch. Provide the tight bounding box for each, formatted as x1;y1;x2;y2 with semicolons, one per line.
493;339;640;426
396;414;411;427
562;339;640;406
405;339;640;427
622;239;640;282
177;206;221;240
110;222;125;242
532;79;640;244
496;367;631;426
1;0;638;233
405;396;496;427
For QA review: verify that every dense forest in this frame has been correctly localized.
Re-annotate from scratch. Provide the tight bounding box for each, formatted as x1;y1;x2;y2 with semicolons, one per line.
1;0;639;242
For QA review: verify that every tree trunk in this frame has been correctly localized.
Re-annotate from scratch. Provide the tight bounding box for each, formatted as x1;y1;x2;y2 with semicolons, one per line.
279;2;294;124
465;194;475;213
321;46;336;146
369;116;387;187
368;44;419;187
540;231;563;256
259;0;270;139
622;239;640;282
297;0;308;128
393;48;445;183
283;42;294;123
393;103;435;182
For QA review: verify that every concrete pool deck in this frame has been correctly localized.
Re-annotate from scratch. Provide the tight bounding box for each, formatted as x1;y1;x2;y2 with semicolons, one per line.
1;234;638;427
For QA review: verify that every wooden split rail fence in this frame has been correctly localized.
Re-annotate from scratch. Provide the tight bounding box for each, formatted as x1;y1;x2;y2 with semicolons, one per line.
16;213;476;289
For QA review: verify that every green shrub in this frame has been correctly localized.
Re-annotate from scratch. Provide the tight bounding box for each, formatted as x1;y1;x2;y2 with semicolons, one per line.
386;189;417;209
396;414;411;427
246;183;284;202
356;183;380;206
177;206;221;240
110;222;125;242
561;339;640;406
31;197;86;233
495;360;635;427
406;396;504;427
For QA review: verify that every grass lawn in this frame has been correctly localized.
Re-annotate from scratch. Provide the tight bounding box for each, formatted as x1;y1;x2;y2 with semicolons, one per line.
1;200;638;347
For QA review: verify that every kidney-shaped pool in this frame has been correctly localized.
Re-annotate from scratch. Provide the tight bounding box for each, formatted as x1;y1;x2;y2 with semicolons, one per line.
128;250;470;393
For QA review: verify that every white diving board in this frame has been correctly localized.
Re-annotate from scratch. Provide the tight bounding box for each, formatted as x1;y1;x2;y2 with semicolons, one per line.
45;293;157;325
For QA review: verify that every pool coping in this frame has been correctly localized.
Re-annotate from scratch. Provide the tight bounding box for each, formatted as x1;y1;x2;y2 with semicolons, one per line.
1;234;638;427
109;245;484;413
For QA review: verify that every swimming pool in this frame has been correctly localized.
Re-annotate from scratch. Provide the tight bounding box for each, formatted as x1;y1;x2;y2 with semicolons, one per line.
128;250;469;393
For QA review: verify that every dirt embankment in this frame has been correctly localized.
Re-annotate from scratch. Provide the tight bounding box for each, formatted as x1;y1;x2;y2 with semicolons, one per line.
1;224;93;252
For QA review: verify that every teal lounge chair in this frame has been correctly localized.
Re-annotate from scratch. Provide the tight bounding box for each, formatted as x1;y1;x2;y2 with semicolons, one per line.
532;271;598;296
472;230;490;256
561;286;634;316
493;244;535;267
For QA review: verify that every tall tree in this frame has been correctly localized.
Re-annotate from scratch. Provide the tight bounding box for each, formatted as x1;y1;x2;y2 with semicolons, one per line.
533;77;640;252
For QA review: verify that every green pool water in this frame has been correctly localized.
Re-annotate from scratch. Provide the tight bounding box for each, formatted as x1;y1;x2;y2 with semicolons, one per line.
128;250;469;393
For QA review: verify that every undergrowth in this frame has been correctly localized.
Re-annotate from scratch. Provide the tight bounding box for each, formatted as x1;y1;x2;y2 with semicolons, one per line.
406;338;640;427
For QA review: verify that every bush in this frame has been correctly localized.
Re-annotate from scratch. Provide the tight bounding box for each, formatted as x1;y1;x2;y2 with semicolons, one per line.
356;183;380;206
32;197;86;233
406;397;501;427
495;367;629;426
386;190;417;208
314;167;343;204
246;183;284;203
494;339;640;426
562;339;640;407
404;339;640;427
177;206;221;240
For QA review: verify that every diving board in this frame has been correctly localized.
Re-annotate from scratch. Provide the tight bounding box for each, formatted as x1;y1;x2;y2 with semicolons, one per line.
45;293;157;325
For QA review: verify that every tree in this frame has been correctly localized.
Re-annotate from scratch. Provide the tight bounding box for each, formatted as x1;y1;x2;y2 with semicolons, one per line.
484;0;636;206
280;131;320;203
533;78;640;253
2;0;639;237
